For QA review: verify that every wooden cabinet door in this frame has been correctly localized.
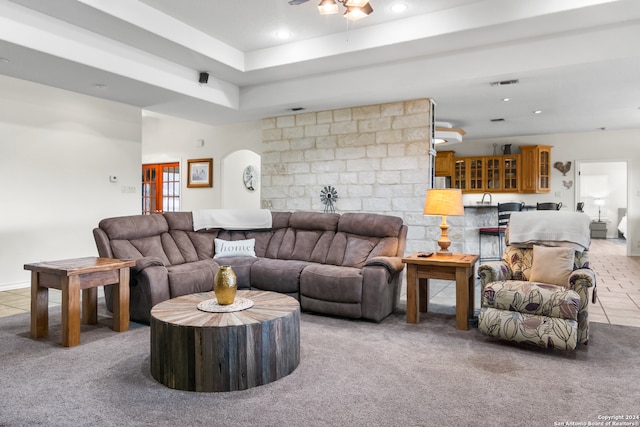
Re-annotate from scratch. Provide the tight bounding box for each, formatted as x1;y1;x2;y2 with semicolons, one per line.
520;146;551;193
485;157;501;191
502;155;520;191
453;159;467;191
467;157;484;192
435;151;455;177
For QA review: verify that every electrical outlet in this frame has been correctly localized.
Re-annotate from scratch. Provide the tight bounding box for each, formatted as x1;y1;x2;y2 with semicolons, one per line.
109;175;118;182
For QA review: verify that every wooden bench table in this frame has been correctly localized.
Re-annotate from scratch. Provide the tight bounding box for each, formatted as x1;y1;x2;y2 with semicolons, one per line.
24;257;135;347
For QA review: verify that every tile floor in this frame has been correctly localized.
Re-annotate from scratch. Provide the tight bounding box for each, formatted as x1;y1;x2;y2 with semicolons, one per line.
1;238;639;327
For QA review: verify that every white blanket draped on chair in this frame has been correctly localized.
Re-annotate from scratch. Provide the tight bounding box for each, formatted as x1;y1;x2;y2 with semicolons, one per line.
508;211;591;251
192;209;272;231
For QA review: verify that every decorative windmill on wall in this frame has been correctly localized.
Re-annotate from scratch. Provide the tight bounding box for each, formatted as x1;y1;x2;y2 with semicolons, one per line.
320;186;338;213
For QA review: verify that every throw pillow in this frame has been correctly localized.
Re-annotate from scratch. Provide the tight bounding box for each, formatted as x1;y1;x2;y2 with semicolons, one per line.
214;238;256;258
529;245;575;288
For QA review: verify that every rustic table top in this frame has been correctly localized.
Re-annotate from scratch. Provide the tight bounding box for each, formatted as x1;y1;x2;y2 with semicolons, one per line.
24;257;135;276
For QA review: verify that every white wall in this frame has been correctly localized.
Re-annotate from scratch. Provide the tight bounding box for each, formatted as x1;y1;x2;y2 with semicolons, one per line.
439;129;640;255
142;111;262;211
0;75;141;290
223;150;261;209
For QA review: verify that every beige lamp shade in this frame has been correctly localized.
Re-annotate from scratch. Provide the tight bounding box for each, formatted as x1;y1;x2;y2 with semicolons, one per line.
423;188;464;256
423;189;464;216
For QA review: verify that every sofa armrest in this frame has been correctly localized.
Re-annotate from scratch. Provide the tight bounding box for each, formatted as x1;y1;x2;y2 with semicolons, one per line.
364;256;405;275
132;256;166;275
478;261;513;286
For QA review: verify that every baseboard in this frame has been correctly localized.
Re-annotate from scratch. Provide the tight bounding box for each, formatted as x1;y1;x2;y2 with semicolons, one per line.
0;281;29;292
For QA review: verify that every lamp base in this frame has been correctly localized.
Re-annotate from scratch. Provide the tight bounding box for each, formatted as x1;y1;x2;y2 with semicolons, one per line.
436;216;454;256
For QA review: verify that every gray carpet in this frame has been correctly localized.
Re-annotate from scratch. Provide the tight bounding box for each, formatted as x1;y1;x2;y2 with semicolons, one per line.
1;303;639;427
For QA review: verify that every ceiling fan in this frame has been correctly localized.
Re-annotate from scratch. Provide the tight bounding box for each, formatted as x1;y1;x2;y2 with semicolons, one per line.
289;0;374;20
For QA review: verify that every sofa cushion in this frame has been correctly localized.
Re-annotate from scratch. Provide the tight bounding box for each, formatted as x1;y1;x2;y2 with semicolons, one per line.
110;235;171;266
338;212;404;238
300;264;363;303
529;245;575;288
100;214;168;239
482;280;580;321
250;258;312;294
166;259;218;297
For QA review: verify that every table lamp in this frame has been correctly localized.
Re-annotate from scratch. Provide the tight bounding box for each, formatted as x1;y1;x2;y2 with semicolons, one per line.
593;198;604;222
423;188;465;256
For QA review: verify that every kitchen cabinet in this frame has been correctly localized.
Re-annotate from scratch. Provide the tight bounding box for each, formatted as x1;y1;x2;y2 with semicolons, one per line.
435;145;551;194
434;151;455;177
520;145;552;193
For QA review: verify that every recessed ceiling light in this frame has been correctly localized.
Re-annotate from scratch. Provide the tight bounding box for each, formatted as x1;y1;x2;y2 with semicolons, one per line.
533;110;542;114
275;30;291;40
94;83;108;89
390;2;408;13
502;98;511;102
0;57;9;64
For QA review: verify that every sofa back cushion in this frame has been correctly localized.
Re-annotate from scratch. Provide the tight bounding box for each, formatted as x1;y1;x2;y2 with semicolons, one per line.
272;212;339;263
325;213;404;268
99;214;185;266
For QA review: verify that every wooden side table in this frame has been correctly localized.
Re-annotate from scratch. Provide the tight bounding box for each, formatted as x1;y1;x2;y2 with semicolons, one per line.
24;257;135;347
402;253;479;330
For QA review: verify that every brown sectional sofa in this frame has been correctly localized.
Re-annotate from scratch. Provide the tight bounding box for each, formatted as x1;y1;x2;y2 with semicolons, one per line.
93;211;407;323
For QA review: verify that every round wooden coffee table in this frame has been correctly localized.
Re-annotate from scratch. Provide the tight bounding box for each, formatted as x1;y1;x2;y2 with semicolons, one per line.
150;290;300;392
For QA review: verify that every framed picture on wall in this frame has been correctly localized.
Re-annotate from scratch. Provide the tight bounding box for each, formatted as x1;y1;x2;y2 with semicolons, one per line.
187;158;213;188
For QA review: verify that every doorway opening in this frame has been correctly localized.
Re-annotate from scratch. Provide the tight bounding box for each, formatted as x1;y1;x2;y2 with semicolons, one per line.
575;160;628;254
142;162;180;214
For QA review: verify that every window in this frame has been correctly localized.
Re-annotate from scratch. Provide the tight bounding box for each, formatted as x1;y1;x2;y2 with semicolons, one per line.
142;162;180;214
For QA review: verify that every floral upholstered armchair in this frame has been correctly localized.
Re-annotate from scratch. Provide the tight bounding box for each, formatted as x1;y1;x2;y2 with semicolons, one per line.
477;211;596;351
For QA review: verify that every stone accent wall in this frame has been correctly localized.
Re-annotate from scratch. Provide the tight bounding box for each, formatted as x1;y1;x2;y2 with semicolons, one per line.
261;98;465;255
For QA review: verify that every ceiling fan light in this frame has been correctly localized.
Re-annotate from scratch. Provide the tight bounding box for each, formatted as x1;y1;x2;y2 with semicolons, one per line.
345;0;369;6
344;3;373;20
318;0;339;14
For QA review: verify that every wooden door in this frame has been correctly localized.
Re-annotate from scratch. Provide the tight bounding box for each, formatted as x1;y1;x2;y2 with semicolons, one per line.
142;162;180;214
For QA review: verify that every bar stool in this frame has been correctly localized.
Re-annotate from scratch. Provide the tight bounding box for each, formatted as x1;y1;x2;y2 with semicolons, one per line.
536;202;562;210
478;202;524;261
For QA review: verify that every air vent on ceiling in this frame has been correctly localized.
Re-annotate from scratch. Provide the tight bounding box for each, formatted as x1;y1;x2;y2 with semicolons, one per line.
290;107;305;112
490;118;506;123
490;79;519;86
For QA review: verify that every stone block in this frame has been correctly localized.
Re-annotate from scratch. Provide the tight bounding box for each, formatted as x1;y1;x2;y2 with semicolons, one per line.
376;130;403;144
312;161;345;173
305;124;331;137
288;162;310;173
381;102;405;117
362;197;391;212
358;171;376;184
281;151;304;163
358;117;391;133
277;115;296;128
404;127;430;142
317;111;334;124
352;105;381;120
337;132;376;147
387;144;406;157
336;146;366;160
339;172;358;184
316;136;337;148
333;108;352;122
262;128;283;141
331;121;358;135
291;137;315;150
375;171;401;184
262;118;276;129
346;158;380;172
305;148;335;161
283;126;304;139
263;139;290;151
391;113;430;130
405;99;432;114
296;112;317;126
382;156;418;171
294;174;317;186
347;185;373;198
366;144;388;158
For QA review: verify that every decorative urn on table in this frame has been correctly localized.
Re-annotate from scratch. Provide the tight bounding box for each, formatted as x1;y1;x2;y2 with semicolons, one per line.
214;265;237;305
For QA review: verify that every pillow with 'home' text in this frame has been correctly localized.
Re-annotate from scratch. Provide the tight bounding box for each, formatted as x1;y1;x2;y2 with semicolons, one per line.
214;238;256;258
